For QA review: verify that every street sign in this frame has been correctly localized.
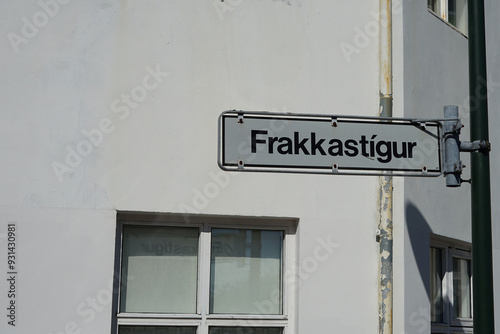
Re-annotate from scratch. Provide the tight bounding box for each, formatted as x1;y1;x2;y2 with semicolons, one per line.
218;111;443;176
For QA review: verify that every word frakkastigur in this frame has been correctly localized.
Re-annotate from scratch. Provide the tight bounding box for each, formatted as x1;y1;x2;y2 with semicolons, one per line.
251;130;418;163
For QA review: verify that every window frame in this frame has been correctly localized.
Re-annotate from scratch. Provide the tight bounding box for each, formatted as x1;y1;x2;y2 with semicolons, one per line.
430;236;473;334
449;248;472;327
113;212;298;334
427;0;468;35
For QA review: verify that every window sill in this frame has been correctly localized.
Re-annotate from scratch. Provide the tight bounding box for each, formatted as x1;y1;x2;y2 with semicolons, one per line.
117;313;288;320
206;314;288;320
427;9;468;38
117;313;289;327
118;313;201;319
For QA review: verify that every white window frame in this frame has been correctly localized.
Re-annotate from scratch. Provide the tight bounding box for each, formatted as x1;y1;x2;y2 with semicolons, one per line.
114;212;298;334
427;0;468;35
430;236;473;334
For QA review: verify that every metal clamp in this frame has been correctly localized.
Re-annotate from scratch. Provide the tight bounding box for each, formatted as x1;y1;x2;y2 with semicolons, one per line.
445;161;463;174
459;140;489;152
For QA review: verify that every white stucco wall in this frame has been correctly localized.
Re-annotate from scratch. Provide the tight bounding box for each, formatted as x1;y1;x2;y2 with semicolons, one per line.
398;0;500;333
0;1;384;333
399;1;471;332
0;206;117;334
3;1;498;333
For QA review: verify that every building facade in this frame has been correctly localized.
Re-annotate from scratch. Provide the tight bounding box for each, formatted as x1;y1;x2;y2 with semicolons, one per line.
1;1;499;333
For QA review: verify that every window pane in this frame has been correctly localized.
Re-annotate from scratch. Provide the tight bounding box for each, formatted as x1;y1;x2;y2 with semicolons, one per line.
448;0;468;32
209;327;283;334
430;248;444;322
453;257;472;318
210;229;283;314
119;326;197;334
427;0;440;13
120;226;198;313
449;0;457;25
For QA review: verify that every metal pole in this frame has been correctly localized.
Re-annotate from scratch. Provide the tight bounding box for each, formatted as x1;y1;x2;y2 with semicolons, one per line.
378;1;393;333
467;0;495;332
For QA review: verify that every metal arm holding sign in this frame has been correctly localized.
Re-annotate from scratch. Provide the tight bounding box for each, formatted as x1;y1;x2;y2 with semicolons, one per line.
219;109;487;186
443;105;490;187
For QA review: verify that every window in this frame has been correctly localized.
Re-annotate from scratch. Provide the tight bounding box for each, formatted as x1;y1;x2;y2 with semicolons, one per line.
427;0;441;14
430;237;472;333
114;213;297;334
427;0;468;34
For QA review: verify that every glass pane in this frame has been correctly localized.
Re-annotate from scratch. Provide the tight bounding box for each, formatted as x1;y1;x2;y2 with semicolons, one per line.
120;226;198;313
453;257;472;318
430;248;444;322
119;326;197;334
448;0;468;32
209;327;283;334
210;229;283;314
427;0;440;13
448;0;457;26
456;0;468;32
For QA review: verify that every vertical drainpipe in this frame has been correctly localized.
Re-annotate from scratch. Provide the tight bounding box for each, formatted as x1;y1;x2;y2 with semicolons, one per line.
467;0;495;332
378;0;393;334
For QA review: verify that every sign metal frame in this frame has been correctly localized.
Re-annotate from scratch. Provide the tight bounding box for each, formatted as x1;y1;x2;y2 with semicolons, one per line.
218;110;445;177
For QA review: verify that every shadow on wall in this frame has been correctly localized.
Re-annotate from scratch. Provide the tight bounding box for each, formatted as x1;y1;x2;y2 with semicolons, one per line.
405;201;433;299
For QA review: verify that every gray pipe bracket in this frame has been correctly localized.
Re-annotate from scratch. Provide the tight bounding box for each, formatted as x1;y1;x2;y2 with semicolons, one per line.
460;140;490;153
443;105;463;187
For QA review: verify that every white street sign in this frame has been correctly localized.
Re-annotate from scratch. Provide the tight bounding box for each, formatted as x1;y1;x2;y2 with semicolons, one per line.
218;111;442;176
